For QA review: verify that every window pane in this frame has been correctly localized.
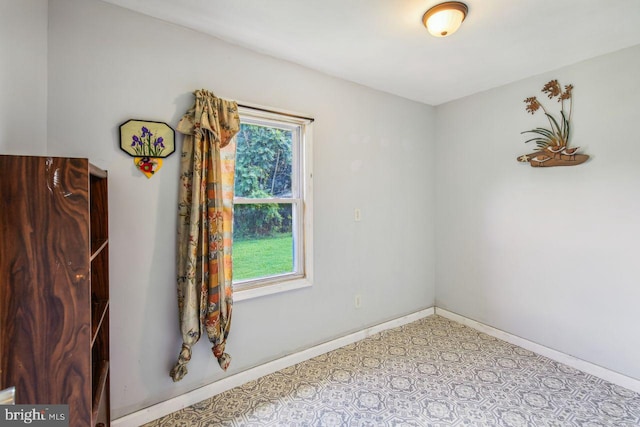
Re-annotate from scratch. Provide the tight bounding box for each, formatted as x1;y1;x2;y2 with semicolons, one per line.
234;123;293;198
233;203;293;281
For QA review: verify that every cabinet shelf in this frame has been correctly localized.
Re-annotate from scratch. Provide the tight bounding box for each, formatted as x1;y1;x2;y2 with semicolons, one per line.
92;360;109;424
90;163;108;179
91;238;109;261
90;239;109;261
91;300;109;346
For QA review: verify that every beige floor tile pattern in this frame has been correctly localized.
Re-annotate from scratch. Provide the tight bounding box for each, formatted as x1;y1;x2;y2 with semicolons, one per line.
144;315;640;426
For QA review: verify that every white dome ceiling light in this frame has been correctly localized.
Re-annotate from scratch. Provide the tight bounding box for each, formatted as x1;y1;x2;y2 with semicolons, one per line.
423;2;468;37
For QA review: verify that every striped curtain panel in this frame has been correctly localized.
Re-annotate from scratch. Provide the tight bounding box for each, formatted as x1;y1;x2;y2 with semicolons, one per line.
170;89;240;382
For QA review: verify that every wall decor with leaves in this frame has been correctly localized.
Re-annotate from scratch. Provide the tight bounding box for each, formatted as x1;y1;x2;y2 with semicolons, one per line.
517;80;589;167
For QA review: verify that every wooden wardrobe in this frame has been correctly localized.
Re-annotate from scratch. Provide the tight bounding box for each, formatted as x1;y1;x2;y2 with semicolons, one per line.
0;155;110;426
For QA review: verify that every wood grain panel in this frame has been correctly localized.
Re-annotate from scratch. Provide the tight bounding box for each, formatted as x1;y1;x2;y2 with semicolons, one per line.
90;171;108;256
0;156;92;425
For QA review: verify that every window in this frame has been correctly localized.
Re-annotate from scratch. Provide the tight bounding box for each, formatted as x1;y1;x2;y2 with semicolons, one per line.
232;107;313;299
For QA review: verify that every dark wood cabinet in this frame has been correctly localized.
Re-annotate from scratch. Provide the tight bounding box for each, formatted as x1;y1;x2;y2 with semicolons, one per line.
0;155;110;426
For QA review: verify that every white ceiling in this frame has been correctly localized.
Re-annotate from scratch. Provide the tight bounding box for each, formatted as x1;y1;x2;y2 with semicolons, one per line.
101;0;640;105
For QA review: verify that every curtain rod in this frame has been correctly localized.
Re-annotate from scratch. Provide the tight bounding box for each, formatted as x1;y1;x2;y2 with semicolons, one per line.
237;104;315;123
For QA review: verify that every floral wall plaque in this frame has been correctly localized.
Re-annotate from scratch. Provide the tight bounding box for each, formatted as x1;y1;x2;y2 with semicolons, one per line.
517;80;589;167
120;119;175;177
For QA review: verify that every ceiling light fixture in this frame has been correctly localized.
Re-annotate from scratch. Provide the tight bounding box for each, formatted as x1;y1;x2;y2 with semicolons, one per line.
422;2;468;38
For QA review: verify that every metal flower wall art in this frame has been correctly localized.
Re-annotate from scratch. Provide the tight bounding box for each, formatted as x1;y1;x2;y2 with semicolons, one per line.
120;119;175;178
517;80;589;167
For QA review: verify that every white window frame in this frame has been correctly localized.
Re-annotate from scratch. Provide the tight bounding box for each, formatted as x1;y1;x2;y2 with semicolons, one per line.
233;106;313;301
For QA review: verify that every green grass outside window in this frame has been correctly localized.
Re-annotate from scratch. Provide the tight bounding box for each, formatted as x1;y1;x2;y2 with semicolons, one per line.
232;233;293;281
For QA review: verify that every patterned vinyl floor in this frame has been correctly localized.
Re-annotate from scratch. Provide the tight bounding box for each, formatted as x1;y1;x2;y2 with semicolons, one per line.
144;315;640;426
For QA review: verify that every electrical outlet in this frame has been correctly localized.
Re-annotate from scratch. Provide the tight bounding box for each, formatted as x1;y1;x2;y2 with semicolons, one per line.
354;208;362;222
354;294;361;308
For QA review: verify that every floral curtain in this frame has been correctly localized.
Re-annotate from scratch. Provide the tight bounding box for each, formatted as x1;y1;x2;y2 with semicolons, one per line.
170;89;240;382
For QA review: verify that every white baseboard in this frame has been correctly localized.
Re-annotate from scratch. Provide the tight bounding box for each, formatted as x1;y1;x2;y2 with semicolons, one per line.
112;307;435;427
435;307;640;394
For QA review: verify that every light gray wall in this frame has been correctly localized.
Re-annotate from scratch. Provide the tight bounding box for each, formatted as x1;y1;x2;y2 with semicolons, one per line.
14;0;638;419
47;0;436;418
435;44;640;381
0;0;48;154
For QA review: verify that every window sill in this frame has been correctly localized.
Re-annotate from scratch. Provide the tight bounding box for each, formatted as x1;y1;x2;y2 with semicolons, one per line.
233;277;312;302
